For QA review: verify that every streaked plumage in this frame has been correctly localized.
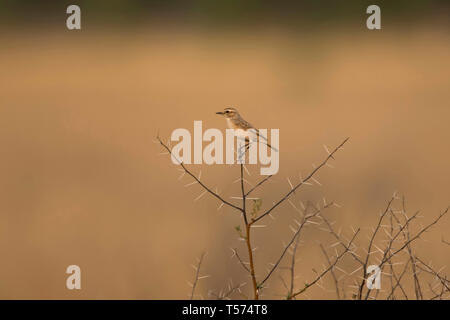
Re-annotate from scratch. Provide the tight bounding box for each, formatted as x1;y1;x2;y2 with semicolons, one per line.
216;107;278;152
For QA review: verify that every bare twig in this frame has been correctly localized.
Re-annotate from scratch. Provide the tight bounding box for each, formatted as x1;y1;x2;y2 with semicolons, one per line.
231;248;250;273
401;198;423;300
251;138;349;224
321;215;364;265
157;136;243;213
260;202;331;287
239;163;259;300
190;252;206;300
288;233;302;298
380;207;448;266
210;280;247;300
386;259;411;300
288;228;360;299
245;175;273;197
320;243;341;299
357;196;395;299
415;257;450;292
360;203;448;300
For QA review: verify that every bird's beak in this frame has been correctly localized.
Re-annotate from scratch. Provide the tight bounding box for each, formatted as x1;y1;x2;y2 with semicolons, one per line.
216;111;224;115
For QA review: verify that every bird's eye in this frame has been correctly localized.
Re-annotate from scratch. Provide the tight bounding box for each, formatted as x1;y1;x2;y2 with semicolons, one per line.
225;110;229;113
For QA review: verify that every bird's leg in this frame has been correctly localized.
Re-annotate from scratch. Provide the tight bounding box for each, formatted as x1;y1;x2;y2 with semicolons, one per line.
245;137;250;152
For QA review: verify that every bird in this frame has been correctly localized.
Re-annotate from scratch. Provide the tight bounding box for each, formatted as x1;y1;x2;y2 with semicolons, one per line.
216;107;278;152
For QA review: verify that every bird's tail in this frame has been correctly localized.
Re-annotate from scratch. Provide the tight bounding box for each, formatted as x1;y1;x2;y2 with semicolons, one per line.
254;130;278;152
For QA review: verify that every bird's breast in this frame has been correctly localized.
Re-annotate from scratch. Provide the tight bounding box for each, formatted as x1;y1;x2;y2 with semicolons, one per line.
226;118;237;129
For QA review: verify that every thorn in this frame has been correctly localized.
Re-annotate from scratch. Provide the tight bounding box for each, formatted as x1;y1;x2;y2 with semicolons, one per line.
373;244;384;254
329;242;340;248
194;190;207;201
184;181;198;187
287;177;294;191
288;199;302;214
335;266;348;275
323;144;331;156
311;177;322;186
243;164;251;176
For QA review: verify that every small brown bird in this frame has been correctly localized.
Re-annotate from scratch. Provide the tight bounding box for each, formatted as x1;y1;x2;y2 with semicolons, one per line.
216;107;278;152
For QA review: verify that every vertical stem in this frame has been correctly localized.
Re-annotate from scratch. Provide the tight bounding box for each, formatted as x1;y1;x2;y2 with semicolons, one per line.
240;164;248;225
240;164;258;299
190;252;205;300
246;223;259;300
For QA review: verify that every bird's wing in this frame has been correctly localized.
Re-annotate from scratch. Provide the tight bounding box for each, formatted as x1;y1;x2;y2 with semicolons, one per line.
237;118;254;130
238;118;270;143
238;119;268;141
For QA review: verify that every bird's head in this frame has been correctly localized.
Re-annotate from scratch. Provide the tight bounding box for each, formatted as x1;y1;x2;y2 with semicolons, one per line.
216;107;239;119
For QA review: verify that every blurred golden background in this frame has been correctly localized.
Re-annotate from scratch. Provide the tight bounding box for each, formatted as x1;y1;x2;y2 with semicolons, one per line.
0;1;449;299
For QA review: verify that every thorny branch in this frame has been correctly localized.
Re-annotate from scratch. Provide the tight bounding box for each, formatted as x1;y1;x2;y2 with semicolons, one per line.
251;138;349;224
320;243;341;299
158;133;349;299
259;202;333;288
158;133;448;300
157;136;243;213
288;228;360;299
190;252;207;300
357;197;449;300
